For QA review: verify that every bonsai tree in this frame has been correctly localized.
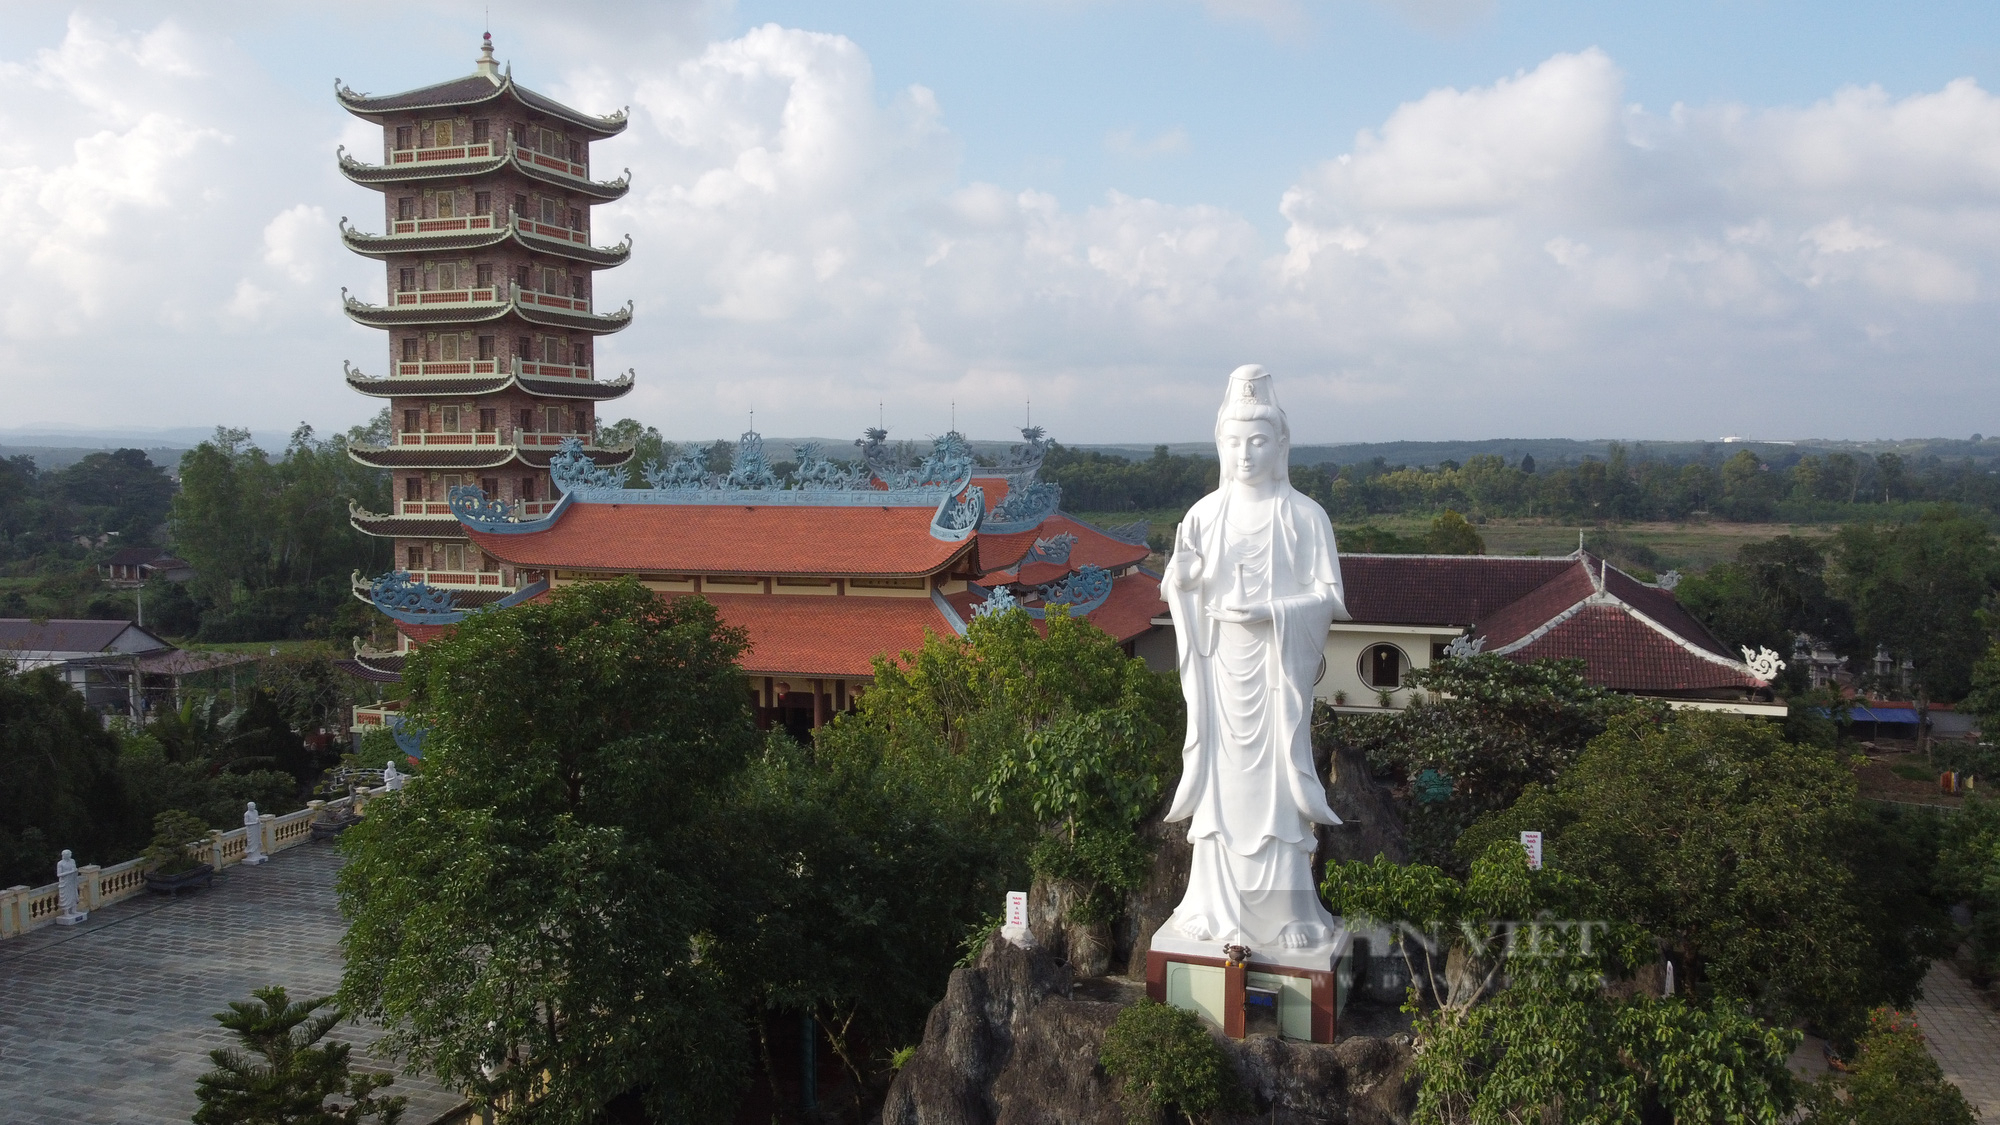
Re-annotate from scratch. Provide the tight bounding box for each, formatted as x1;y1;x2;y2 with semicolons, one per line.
146;809;211;875
193;985;405;1124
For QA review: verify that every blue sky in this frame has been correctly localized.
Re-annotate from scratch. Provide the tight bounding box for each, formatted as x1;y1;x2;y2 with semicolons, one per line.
1;1;1997;443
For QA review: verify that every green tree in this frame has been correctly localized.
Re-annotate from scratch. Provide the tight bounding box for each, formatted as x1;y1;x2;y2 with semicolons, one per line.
1465;711;1942;1041
1327;654;1637;865
337;579;759;1123
1834;507;1998;702
0;664;136;886
193;986;405;1125
54;448;177;543
1677;535;1854;692
1937;794;2000;982
1323;843;1799;1124
596;417;668;483
1424;510;1485;555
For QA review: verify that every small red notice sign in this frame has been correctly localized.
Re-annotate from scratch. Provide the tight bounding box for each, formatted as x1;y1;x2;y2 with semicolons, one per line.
1005;890;1028;928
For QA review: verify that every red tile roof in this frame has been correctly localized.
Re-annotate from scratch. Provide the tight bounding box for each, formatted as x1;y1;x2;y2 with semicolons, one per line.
677;592;956;677
1469;563;1599;649
467;503;975;577
981;515;1152;584
1341;555;1574;626
1506;604;1766;692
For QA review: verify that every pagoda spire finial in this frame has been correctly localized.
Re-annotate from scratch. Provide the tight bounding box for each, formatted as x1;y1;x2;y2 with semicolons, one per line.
476;31;501;83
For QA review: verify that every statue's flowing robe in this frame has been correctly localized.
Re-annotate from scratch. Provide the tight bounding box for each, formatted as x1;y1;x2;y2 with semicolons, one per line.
1163;482;1348;948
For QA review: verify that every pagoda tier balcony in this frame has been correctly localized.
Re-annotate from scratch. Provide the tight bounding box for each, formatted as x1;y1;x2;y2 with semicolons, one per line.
336;138;629;201
384;567;516;591
339;215;631;268
342;286;633;335
390;498;564;520
384;431;606;451
344;360;636;401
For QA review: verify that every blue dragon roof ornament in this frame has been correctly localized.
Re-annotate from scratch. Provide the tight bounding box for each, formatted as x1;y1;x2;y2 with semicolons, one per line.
549;437;625;492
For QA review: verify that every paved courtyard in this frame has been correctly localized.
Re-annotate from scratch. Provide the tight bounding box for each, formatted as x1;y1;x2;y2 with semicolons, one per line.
1915;960;2000;1117
0;841;463;1125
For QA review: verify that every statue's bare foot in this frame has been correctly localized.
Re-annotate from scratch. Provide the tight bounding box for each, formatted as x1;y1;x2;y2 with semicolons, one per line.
1176;914;1217;941
1279;922;1328;949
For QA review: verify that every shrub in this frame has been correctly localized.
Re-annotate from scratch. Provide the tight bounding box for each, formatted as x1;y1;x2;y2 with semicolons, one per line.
145;809;211;875
1098;1000;1240;1125
193;985;405;1124
1801;1007;1976;1125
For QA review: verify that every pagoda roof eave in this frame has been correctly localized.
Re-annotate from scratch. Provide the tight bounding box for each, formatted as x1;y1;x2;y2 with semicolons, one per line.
508;150;630;200
334;73;628;138
345;367;637;402
342;293;515;329
337;148;508;188
347;510;471;540
510;296;634;334
345;445;637;470
339;221;632;268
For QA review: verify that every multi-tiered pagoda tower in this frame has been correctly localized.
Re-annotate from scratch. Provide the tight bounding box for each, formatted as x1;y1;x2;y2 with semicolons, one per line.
337;34;635;594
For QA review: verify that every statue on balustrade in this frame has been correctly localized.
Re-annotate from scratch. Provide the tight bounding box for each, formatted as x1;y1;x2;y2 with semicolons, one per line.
243;802;268;865
1160;364;1349;953
56;849;86;925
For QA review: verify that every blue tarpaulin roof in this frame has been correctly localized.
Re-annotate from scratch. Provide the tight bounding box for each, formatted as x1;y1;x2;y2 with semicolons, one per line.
1849;705;1919;724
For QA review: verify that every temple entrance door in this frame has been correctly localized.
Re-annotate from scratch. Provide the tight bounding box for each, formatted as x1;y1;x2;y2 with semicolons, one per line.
778;691;816;743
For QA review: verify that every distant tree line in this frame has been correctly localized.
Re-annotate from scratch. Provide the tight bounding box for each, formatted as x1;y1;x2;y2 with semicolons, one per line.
1036;441;2000;525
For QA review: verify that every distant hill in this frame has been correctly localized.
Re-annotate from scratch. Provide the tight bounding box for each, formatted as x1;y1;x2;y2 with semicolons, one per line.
0;445;190;473
1072;437;2000;469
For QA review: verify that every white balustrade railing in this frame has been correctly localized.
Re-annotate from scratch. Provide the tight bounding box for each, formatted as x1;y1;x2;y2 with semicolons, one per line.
0;789;390;940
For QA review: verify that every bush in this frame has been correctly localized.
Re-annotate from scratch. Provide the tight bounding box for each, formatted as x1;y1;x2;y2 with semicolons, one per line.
193;986;405;1125
145;809;212;875
1098;1000;1241;1125
1801;1007;1976;1125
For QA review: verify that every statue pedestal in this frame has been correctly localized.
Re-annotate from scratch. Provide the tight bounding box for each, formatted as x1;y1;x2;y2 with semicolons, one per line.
1144;927;1353;1043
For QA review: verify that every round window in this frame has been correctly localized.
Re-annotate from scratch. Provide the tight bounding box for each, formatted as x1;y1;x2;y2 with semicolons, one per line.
1356;643;1408;690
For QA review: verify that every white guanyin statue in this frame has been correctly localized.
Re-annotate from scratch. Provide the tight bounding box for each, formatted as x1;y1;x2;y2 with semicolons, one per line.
1160;364;1349;953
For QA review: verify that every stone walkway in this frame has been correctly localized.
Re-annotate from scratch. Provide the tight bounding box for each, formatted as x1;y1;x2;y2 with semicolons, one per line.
1916;961;2000;1117
0;841;463;1125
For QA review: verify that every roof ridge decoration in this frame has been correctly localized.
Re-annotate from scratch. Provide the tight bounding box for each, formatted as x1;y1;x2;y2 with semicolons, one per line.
983;426;1062;534
361;570;456;623
970;564;1116;620
549;437;626;491
1741;646;1787;680
1024;532;1078;566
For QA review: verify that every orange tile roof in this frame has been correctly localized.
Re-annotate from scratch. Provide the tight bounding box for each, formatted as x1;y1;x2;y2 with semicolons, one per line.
467;502;975;577
977;514;1149;580
676;591;956;677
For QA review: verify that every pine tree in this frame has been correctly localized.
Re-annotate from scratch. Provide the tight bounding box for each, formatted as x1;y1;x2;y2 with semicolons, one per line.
193;986;405;1125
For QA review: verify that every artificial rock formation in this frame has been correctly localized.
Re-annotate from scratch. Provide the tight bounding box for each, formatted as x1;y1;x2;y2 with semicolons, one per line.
881;933;1417;1125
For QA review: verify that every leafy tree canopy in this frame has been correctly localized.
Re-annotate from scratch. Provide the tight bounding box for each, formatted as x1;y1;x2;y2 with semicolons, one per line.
337;579;761;1124
1832;507;1999;702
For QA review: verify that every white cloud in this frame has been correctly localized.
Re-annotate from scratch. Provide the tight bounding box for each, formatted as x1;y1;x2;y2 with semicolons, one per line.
2;12;1999;441
1105;126;1190;158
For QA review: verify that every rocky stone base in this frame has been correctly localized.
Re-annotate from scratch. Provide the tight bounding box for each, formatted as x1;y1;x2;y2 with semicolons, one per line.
880;934;1417;1125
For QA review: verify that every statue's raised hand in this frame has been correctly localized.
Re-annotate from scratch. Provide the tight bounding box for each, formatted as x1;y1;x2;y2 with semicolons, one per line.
1205;602;1272;624
1171;522;1204;590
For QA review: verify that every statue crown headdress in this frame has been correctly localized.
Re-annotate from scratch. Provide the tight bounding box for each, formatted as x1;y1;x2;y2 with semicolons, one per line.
1225;363;1276;408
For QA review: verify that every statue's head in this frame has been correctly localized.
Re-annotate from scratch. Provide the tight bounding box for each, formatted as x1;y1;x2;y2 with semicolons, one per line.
1214;364;1290;488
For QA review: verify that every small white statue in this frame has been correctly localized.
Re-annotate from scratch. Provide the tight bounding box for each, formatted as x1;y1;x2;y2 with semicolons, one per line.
242;802;267;865
1160;365;1349;952
383;760;404;791
55;849;87;925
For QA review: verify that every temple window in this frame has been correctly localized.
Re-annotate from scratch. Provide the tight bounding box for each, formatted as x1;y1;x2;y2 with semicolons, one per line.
442;407;460;431
1363;644;1407;690
514;266;532;291
540;336;565;363
570;276;585;299
475;191;491;215
444;545;465;572
541;267;564;293
514;193;528;218
515;335;532;359
568;140;583;163
436;193;456;219
395;126;413;151
480;475;499;495
478;409;496;433
518;408;535;433
472;119;489;144
519;476;536;501
399;268;416;292
406;546;423;569
540;198;562;224
573;410;588;434
569;207;583;230
404;478;422;502
435;121;454;147
397;197;415;221
437;263;458;290
475;264;493;289
401;339;418;361
545;406;564;432
476;335;494;360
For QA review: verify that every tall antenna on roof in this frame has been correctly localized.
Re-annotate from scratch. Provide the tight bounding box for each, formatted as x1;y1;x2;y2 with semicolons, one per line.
748;408;754;433
951;401;956;433
1026;398;1031;429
